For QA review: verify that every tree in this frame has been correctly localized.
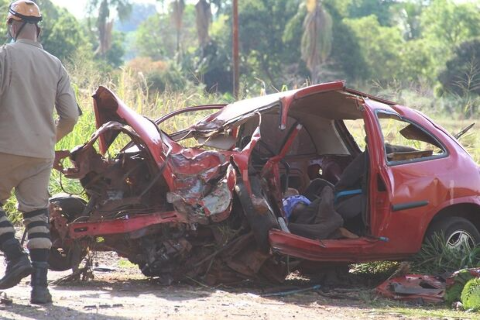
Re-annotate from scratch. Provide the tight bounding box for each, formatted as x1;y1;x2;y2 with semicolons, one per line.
34;1;92;62
301;0;333;84
421;0;480;49
87;0;132;58
194;0;224;48
439;39;480;97
195;0;211;48
191;10;233;93
155;0;223;52
171;0;185;53
116;3;157;33
194;40;233;92
397;39;433;82
324;1;369;82
390;0;424;40
347;0;396;26
238;0;302;89
343;15;404;81
136;6;196;61
136;13;177;60
420;0;480;74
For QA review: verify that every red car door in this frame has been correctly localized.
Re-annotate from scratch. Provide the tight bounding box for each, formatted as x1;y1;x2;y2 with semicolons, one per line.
268;98;394;263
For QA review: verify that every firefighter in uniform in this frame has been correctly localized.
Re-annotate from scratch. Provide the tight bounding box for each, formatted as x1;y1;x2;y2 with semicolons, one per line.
0;1;79;304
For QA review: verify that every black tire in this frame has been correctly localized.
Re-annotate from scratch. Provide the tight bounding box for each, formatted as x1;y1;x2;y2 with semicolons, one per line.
425;216;480;250
235;178;279;252
48;247;75;272
48;194;88;271
49;194;87;221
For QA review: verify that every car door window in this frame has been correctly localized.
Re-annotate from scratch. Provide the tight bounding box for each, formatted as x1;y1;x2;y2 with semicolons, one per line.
377;112;446;163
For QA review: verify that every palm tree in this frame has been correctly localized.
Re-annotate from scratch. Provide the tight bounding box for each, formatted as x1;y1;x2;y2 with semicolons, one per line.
195;0;212;48
171;0;186;53
301;0;333;84
160;0;222;53
87;0;132;57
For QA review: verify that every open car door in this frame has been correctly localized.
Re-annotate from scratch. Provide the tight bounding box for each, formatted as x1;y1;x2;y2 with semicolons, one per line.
267;97;399;263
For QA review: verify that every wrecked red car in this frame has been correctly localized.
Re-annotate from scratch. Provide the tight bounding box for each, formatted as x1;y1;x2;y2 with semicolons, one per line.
50;81;480;284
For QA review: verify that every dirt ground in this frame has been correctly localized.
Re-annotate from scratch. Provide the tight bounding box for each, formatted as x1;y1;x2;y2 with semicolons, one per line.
0;252;472;320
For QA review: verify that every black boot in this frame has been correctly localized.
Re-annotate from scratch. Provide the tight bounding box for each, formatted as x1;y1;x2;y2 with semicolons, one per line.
30;261;52;304
0;238;33;289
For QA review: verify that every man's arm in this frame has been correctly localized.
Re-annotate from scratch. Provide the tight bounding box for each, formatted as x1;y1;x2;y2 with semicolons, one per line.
55;66;79;142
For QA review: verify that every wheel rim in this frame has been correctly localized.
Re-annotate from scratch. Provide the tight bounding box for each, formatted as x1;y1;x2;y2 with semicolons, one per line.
446;230;476;250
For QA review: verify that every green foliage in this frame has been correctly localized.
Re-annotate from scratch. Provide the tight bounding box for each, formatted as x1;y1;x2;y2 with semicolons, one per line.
350;261;399;276
0;0;8;39
397;39;434;82
104;31;126;69
136;13;176;60
118;258;137;269
126;57;190;92
347;0;397;26
461;277;480;311
412;233;480;275
343;15;404;81
391;0;424;40
135;4;197;60
420;0;480;74
193;39;233;93
147;63;188;92
445;269;475;305
34;1;93;62
238;0;303;89
326;3;368;81
421;0;480;49
41;10;92;62
438;39;480;97
130;0;480;97
283;4;305;45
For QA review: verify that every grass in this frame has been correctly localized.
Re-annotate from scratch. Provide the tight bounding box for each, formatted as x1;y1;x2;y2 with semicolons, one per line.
117;258;137;269
411;233;480;275
346;284;479;319
369;302;478;319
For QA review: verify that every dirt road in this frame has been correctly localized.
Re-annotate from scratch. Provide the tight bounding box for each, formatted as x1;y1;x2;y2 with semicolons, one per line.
0;253;472;320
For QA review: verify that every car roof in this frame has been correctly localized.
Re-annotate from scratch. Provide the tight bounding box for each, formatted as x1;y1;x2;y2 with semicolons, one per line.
191;81;397;133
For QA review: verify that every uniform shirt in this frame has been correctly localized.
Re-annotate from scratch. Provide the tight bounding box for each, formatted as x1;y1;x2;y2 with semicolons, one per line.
0;39;78;159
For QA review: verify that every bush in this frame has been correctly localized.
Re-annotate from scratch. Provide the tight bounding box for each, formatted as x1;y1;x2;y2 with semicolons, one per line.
411;233;480;275
445;269;476;305
126;57;190;93
461;277;480;311
438;39;480;97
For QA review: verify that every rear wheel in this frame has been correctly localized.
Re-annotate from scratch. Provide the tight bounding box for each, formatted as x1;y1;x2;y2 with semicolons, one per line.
48;194;88;271
425;216;480;250
48;244;86;272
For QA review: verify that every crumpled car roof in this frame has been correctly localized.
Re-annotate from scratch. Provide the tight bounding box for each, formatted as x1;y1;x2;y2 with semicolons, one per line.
191;81;398;133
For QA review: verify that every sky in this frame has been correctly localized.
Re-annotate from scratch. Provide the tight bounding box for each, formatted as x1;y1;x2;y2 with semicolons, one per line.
50;0;159;18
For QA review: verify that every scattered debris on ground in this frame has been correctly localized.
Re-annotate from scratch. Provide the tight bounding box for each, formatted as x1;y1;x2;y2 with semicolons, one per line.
376;266;480;312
